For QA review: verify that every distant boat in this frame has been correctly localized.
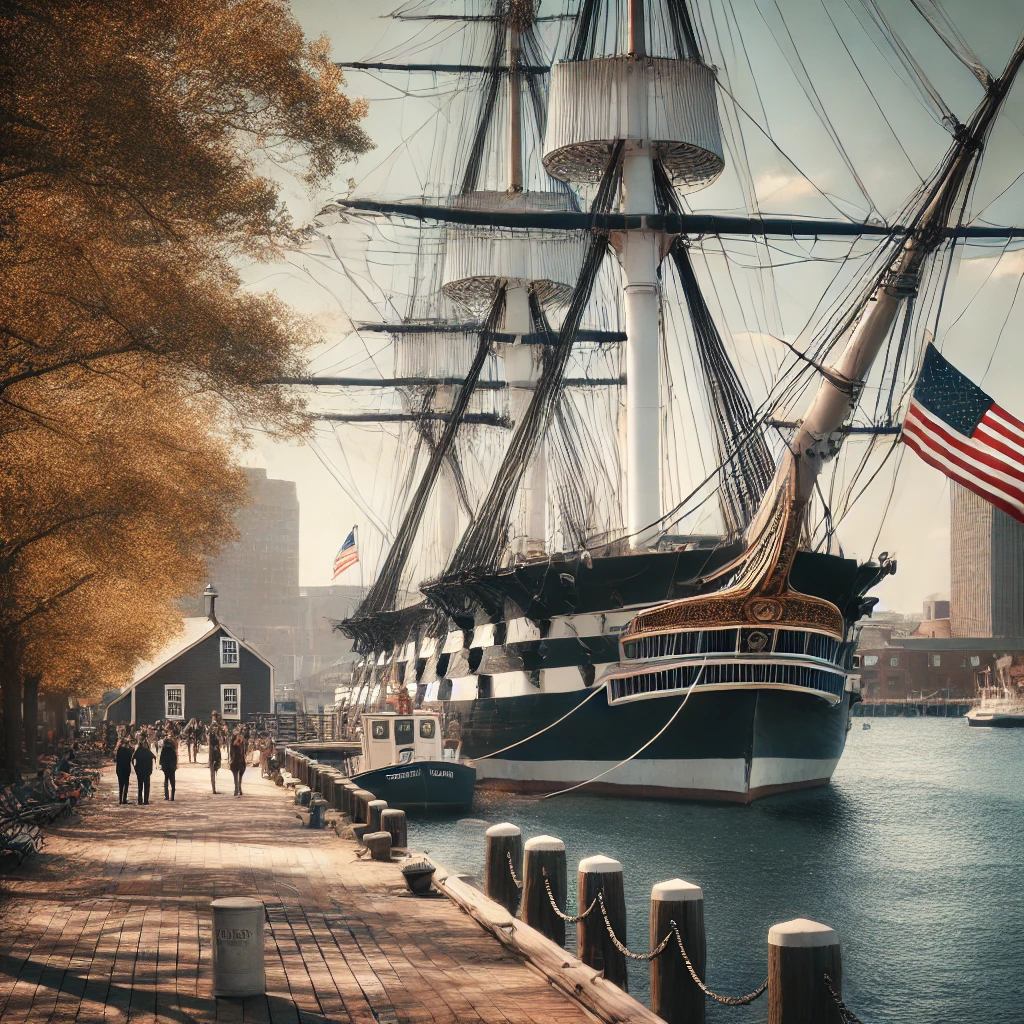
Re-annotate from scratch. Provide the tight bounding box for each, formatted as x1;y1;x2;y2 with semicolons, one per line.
967;688;1024;728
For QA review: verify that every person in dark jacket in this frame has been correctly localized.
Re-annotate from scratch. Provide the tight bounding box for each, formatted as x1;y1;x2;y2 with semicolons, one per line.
114;739;133;805
132;738;155;805
159;737;178;801
229;730;247;796
208;732;222;794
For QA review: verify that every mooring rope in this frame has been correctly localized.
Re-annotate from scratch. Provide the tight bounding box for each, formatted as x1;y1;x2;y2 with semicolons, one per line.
475;681;608;761
824;973;864;1024
668;922;768;1006
542;662;708;799
596;892;675;961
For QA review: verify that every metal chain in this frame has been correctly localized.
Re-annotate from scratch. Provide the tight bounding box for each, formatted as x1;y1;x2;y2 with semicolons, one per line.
542;870;597;922
824;973;864;1024
596;892;674;960
669;922;768;1006
506;850;523;890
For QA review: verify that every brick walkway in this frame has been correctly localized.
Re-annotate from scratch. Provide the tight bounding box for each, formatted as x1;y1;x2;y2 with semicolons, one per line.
0;759;594;1024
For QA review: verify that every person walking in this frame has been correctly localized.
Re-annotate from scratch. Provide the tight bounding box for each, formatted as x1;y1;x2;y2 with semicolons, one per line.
208;731;222;794
160;736;178;801
132;738;155;805
184;719;197;763
229;729;247;796
115;738;133;805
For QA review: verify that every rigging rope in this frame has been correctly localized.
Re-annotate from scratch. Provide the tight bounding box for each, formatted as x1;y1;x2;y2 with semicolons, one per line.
446;141;623;573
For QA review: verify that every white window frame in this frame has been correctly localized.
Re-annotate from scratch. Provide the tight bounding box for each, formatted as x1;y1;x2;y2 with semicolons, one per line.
220;637;239;669
221;683;241;720
164;685;185;721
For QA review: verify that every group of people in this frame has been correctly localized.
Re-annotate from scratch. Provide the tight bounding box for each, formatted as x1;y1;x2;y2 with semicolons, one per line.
112;715;277;805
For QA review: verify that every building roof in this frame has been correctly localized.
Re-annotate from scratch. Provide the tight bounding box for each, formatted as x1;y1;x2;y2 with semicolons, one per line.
111;617;274;702
885;637;1024;652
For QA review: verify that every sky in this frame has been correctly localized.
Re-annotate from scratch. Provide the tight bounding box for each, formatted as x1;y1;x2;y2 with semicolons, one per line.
237;0;1024;615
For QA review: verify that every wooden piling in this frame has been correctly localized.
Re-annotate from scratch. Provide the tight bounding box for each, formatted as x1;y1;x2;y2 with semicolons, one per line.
342;782;360;816
578;855;628;991
650;879;705;1024
522;836;567;946
364;831;393;862
367;799;388;833
352;789;375;825
485;823;523;916
380;808;408;849
767;918;842;1024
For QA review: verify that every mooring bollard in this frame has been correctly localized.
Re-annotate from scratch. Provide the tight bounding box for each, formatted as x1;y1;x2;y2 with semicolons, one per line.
767;918;841;1024
342;782;359;816
578;855;628;991
364;831;393;862
380;808;408;849
332;776;351;811
650;879;706;1024
522;835;567;947
367;799;388;833
211;897;266;997
294;785;311;807
308;797;328;829
485;823;523;916
352;789;375;825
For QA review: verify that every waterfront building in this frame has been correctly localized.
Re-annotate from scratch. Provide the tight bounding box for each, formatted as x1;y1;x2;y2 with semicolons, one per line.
105;587;273;724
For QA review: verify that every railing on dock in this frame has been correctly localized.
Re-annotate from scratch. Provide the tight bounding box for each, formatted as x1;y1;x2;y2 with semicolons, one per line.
249;712;338;741
853;698;974;717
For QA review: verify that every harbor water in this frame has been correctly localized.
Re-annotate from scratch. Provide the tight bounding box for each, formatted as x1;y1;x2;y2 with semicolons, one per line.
412;718;1024;1023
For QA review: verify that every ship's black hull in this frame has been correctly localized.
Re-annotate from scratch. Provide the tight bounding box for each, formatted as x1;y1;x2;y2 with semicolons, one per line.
439;685;852;803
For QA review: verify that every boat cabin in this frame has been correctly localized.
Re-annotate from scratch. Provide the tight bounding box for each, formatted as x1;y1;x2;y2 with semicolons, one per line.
361;711;447;771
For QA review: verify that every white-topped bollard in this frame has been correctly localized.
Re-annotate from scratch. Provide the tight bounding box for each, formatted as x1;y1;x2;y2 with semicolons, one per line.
650;879;705;1024
485;822;523;916
767;918;841;1024
211;897;265;997
522;835;567;946
578;854;627;990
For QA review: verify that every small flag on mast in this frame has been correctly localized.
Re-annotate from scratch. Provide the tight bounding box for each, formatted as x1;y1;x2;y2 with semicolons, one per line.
902;345;1024;524
333;528;359;579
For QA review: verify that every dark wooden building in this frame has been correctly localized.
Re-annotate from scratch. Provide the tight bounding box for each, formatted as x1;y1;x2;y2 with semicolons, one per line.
104;587;273;725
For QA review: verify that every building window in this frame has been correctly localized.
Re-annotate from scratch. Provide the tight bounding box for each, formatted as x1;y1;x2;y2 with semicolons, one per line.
220;637;239;668
932;654;941;668
889;656;899;667
863;655;878;667
970;655;980;668
164;685;184;720
221;684;240;720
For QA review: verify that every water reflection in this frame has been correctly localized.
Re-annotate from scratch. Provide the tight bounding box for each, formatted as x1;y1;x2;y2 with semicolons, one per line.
412;719;1024;1024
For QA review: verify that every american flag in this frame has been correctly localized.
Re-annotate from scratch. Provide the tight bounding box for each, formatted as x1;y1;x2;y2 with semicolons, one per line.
902;345;1024;524
333;528;359;579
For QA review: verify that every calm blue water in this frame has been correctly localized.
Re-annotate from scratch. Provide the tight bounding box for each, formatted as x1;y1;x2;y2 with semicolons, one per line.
411;719;1024;1024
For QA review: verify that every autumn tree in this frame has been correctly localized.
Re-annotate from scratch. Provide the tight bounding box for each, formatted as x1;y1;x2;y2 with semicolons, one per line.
0;0;372;766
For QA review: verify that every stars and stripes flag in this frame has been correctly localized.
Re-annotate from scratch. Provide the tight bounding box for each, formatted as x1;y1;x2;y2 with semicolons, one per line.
333;528;359;579
902;345;1024;524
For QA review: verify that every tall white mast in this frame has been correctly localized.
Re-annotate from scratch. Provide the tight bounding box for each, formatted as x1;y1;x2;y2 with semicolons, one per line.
543;0;725;547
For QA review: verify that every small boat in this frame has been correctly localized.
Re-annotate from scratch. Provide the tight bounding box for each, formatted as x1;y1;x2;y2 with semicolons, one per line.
966;695;1024;728
349;710;476;810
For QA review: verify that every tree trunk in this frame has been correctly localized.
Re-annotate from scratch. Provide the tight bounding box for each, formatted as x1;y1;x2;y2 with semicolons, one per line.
23;674;39;769
0;650;22;773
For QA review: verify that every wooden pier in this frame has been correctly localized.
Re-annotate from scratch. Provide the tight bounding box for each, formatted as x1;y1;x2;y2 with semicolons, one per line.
853;698;973;717
0;758;655;1024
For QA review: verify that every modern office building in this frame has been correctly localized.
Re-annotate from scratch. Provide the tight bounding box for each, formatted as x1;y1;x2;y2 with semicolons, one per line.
950;482;1024;638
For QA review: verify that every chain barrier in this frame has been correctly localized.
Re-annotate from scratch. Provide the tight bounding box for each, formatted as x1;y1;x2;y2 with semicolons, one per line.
541;869;597;922
596;892;674;960
668;922;768;1006
824;973;864;1024
506;850;523;890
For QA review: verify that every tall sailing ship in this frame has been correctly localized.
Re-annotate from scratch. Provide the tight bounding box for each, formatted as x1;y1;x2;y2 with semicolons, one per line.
297;0;1024;801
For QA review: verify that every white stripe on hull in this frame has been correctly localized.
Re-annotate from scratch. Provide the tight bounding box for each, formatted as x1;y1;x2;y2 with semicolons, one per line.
475;755;840;803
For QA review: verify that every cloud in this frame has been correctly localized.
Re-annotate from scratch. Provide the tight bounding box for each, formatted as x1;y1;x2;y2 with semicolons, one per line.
959;246;1024;280
753;171;819;203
